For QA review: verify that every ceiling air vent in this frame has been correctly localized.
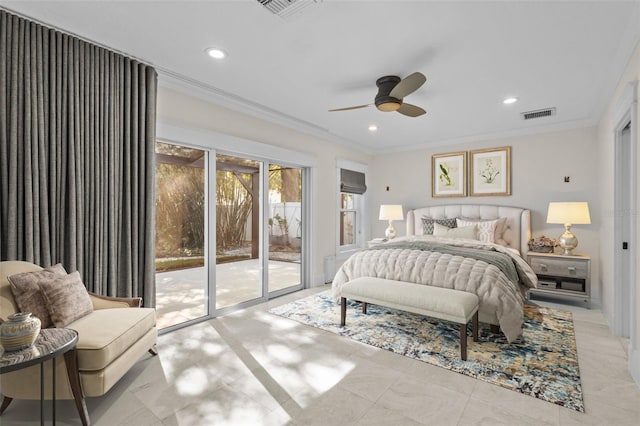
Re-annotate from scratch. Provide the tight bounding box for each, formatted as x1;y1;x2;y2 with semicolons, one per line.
257;0;320;18
521;107;556;120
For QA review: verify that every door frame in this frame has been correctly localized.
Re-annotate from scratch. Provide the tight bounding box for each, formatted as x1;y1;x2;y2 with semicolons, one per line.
612;80;638;343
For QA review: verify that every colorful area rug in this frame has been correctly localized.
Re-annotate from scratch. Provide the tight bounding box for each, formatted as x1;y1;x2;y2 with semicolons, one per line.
269;291;584;412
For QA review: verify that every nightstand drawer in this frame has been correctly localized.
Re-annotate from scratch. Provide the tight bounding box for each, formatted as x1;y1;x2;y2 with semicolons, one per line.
528;257;588;278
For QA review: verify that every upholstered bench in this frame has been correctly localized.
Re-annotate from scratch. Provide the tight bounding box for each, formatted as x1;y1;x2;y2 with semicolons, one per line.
339;277;479;360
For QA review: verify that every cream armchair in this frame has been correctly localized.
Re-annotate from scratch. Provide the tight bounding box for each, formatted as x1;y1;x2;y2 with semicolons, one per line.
0;261;157;426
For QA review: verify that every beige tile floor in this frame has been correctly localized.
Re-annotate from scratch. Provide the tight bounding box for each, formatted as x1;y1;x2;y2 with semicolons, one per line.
2;285;639;425
156;260;301;329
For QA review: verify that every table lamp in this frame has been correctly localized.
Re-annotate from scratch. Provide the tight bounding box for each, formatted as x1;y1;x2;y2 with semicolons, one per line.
546;202;591;255
379;204;403;240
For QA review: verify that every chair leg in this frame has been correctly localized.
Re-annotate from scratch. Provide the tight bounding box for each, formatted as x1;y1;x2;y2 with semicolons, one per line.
0;396;13;414
148;344;158;356
490;324;500;334
362;302;367;314
64;349;91;426
340;297;346;326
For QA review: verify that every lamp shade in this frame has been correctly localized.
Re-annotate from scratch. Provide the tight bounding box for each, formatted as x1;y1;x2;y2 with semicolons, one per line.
379;204;404;221
546;202;591;225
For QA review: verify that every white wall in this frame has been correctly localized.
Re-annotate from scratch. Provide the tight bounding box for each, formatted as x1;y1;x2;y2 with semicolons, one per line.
368;127;601;303
156;85;372;286
597;37;640;385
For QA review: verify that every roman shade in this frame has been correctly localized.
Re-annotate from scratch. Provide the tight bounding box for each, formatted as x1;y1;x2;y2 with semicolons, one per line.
340;168;367;194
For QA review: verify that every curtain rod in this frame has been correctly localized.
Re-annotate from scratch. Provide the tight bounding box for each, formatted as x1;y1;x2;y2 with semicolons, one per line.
1;6;154;67
0;6;230;93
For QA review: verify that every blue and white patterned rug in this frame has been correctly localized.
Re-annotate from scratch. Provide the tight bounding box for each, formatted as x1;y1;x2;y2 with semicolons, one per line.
269;290;584;412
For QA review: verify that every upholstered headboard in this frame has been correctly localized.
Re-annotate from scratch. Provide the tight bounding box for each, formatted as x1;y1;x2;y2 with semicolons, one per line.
406;204;531;255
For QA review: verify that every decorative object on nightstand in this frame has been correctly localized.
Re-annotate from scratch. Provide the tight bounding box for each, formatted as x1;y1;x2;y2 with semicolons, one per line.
527;236;557;253
546;202;591;255
527;252;591;307
379;204;403;240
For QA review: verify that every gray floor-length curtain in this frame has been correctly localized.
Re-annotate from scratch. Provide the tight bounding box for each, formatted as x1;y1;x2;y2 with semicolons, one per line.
0;10;157;307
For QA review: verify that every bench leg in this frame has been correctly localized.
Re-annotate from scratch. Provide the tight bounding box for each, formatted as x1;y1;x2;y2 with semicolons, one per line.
340;297;346;326
472;311;479;342
460;323;468;361
362;302;367;314
148;344;158;356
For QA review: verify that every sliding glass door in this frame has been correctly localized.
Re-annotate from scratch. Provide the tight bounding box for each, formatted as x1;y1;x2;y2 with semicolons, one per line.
268;164;303;295
215;154;263;309
155;144;308;330
155;142;208;329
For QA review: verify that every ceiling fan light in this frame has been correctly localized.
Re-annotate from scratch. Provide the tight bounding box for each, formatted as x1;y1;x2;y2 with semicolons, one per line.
377;102;401;112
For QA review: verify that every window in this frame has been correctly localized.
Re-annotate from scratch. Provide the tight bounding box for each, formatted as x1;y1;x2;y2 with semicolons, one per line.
337;162;367;254
340;193;357;246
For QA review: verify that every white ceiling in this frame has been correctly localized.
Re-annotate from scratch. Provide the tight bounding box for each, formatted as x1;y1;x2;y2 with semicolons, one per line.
2;0;640;153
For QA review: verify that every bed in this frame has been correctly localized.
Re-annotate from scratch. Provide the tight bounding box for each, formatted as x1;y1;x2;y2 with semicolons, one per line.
331;204;538;342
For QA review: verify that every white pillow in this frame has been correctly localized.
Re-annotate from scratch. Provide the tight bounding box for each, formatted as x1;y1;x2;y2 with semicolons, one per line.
433;223;478;240
459;217;508;242
457;218;498;243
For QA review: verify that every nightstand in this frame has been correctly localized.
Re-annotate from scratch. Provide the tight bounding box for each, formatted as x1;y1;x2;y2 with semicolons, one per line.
527;252;591;307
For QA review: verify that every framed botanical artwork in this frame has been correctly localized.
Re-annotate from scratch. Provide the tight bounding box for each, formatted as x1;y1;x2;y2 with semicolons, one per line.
469;146;511;196
432;151;467;198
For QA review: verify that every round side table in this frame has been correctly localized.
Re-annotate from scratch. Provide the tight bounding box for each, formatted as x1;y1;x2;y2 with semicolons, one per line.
1;328;79;425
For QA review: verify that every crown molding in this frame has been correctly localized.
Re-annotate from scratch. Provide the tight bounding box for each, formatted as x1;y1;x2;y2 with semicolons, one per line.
157;70;374;155
376;117;599;154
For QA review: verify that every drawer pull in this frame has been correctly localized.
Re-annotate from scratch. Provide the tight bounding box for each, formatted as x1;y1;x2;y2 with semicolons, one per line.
567;266;576;272
540;263;548;271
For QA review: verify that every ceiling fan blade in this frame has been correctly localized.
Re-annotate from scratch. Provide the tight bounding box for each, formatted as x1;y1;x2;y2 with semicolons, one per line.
389;72;426;99
328;104;372;112
397;103;426;117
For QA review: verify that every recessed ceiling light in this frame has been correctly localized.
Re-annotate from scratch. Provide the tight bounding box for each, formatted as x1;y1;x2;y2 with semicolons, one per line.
368;124;378;132
503;97;518;105
205;47;227;60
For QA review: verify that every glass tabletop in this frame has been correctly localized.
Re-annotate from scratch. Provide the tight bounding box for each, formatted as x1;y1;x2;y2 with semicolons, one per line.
0;328;78;373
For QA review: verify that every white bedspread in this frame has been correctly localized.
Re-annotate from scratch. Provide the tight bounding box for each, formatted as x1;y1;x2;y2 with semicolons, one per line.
331;236;538;342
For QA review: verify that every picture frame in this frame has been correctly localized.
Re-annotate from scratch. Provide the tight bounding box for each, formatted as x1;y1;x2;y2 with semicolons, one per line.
469;146;511;196
432;151;467;198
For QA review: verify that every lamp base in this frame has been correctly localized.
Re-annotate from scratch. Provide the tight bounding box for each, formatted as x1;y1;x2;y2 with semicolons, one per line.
385;221;397;240
558;224;578;255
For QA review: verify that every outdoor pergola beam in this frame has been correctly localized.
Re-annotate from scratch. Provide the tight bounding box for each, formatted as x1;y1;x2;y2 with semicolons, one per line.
156;153;261;176
231;171;259;259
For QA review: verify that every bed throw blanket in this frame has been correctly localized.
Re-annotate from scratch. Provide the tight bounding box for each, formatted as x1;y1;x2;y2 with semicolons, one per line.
332;236;538;342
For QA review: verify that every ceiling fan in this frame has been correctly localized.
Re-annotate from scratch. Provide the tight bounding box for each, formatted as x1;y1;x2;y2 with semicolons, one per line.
329;72;427;117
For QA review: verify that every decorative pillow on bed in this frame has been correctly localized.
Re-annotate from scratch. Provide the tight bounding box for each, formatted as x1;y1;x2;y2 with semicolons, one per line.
433;223;478;239
421;217;458;235
456;218;499;243
7;263;68;329
459;217;508;242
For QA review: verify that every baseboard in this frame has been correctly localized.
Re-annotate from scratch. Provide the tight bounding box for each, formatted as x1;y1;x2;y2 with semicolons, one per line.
310;272;328;287
630;347;640;388
588;297;602;310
